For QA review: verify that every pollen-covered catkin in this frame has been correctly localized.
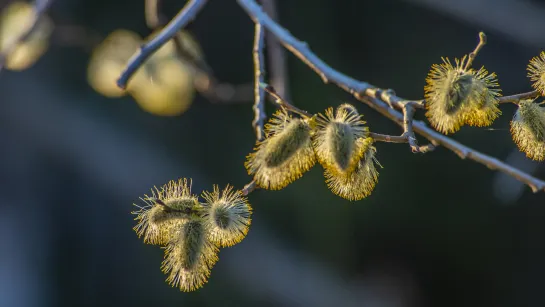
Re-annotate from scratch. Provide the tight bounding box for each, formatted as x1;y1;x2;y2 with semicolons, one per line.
511;100;545;161
201;185;252;247
312;103;369;177
323;137;379;201
245;109;316;190
527;51;545;95
425;56;500;134
133;178;201;245
162;217;219;292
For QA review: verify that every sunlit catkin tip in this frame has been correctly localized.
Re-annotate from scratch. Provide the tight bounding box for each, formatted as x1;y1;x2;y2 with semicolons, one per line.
132;178;202;245
424;57;500;134
245;109;316;190
324;138;379;201
161;217;219;292
201;185;252;247
312;104;369;176
528;51;545;96
510;100;545;161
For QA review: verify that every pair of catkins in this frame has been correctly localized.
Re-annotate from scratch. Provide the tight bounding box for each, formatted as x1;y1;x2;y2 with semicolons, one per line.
245;104;380;201
133;179;252;292
425;51;545;161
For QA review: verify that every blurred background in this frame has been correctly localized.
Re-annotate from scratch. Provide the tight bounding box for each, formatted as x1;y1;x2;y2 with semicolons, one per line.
1;0;545;306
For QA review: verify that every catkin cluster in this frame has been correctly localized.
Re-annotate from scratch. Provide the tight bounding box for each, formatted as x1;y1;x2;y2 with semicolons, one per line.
425;46;545;161
133;179;252;292
245;104;379;201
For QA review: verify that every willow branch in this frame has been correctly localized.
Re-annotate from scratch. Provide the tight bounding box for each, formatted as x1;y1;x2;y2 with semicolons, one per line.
0;0;53;72
252;23;267;141
464;32;486;71
498;90;540;104
238;0;545;193
117;0;207;89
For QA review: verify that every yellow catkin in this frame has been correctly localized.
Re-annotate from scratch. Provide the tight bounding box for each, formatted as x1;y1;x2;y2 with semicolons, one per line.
324;137;379;201
161;217;219;292
245;109;316;190
133;178;201;245
201;185;252;247
527;51;545;96
312;104;369;177
425;56;500;134
510;100;545;161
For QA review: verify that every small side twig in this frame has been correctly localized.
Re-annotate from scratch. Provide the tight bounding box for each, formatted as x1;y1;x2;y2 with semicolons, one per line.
464;31;487;70
117;0;208;89
369;133;410;144
261;83;312;118
242;180;257;196
252;23;267;141
498;90;540;104
401;103;435;153
0;0;54;73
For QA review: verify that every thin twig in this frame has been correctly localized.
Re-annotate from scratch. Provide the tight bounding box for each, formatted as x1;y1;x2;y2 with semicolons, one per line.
242;180;257;196
252;23;267;141
262;0;290;100
238;0;545;193
464;31;486;70
498;90;540;104
402;103;435;153
117;0;208;89
261;83;312;117
369;133;410;144
0;0;54;73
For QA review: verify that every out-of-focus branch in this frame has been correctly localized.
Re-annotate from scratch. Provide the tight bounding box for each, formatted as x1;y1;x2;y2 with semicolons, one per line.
252;23;266;141
117;0;207;89
237;0;545;193
261;0;290;100
0;0;54;72
145;0;164;28
142;0;253;104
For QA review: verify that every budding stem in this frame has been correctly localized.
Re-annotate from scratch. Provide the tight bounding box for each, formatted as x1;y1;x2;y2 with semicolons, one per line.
464;32;487;71
260;83;312;118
